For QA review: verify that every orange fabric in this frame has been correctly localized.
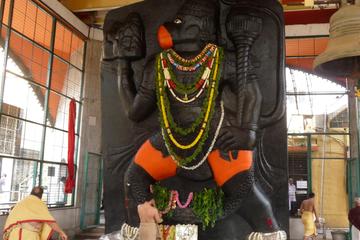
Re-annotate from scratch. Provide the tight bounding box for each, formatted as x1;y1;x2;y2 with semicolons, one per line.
208;150;253;186
134;140;177;181
157;25;173;50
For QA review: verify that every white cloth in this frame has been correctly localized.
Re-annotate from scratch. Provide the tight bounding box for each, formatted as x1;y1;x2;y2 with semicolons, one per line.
288;183;296;210
352;225;360;240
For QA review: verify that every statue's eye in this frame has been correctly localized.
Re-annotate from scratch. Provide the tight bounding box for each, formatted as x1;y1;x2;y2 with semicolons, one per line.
174;18;182;24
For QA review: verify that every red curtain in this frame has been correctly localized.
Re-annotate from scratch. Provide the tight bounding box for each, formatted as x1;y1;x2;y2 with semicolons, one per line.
65;99;76;193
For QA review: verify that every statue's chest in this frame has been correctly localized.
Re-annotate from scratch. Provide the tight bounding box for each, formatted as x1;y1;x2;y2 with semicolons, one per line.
173;71;199;85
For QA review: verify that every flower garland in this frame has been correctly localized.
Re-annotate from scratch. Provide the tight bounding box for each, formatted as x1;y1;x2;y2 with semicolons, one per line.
192;188;224;230
174;191;193;209
162;100;224;170
152;184;176;215
158;225;176;240
155;44;224;167
153;184;224;229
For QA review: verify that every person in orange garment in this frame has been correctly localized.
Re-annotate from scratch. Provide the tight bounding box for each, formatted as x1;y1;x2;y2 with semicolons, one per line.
3;186;68;240
300;192;319;240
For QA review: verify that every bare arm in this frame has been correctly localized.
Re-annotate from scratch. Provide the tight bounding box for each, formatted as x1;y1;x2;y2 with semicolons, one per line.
313;204;319;221
137;200;161;240
300;201;304;214
48;222;68;240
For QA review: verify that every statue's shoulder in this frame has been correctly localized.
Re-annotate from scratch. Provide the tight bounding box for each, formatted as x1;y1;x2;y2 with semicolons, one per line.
143;54;159;73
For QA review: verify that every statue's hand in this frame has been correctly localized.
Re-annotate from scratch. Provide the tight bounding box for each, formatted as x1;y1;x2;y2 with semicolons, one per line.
216;126;256;151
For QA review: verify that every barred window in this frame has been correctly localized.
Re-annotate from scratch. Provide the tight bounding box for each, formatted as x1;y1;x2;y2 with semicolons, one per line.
0;0;85;211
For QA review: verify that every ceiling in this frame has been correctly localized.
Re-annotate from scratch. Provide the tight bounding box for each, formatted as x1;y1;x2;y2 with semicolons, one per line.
58;0;354;28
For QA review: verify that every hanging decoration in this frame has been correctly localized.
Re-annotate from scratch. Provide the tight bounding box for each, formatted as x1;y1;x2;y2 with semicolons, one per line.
153;184;224;229
65;99;76;193
155;43;224;168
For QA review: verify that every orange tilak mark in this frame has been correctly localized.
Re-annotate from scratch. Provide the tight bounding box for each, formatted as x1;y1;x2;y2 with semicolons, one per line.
157;25;173;50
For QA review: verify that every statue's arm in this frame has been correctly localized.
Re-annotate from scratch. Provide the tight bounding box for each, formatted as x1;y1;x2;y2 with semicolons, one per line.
118;58;157;122
241;74;262;132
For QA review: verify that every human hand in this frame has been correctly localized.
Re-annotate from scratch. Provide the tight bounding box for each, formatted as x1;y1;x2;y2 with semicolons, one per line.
137;200;162;223
59;232;68;240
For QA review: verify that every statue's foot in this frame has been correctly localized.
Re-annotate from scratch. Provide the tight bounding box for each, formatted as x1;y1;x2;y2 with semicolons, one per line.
248;230;287;240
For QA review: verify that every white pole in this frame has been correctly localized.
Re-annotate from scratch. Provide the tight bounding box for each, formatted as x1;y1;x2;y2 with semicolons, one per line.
320;106;327;218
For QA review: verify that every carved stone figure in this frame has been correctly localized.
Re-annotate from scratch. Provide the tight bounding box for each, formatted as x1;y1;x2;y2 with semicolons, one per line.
101;0;287;239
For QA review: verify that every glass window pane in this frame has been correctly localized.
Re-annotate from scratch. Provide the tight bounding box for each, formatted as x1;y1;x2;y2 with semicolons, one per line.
311;134;349;159
11;0;52;49
51;57;82;100
34;7;52;49
287;95;349;133
54;22;71;61
2;0;10;26
0;116;43;159
286;68;347;94
47;91;80;133
41;162;71;206
0;158;40;208
70;34;84;69
0;27;8;84
8;30;50;86
12;0;33;39
3;72;46;123
44;128;67;163
44;127;78;163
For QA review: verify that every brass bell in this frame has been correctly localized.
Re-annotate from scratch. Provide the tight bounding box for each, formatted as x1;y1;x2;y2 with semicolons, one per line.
314;1;360;77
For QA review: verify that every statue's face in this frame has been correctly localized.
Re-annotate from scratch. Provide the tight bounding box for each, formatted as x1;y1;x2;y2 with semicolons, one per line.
163;14;202;50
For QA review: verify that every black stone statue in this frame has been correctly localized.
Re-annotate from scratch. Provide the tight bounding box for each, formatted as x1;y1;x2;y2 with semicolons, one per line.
101;0;288;239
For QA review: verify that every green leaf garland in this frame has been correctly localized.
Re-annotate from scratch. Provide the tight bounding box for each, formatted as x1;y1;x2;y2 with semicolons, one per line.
152;184;224;230
155;47;224;167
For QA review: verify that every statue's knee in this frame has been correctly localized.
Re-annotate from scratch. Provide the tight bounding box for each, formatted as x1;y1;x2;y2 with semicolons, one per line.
208;150;253;186
221;170;254;195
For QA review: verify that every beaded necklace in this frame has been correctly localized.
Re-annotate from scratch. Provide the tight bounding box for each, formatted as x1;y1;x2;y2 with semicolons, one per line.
167;43;216;67
155;45;223;167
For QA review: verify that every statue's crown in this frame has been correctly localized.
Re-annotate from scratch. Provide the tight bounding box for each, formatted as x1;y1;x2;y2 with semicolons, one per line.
178;0;217;18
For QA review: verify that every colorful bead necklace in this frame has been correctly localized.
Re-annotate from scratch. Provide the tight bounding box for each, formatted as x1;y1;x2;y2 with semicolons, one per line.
155;45;223;167
167;43;216;66
162;50;215;103
166;44;215;72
